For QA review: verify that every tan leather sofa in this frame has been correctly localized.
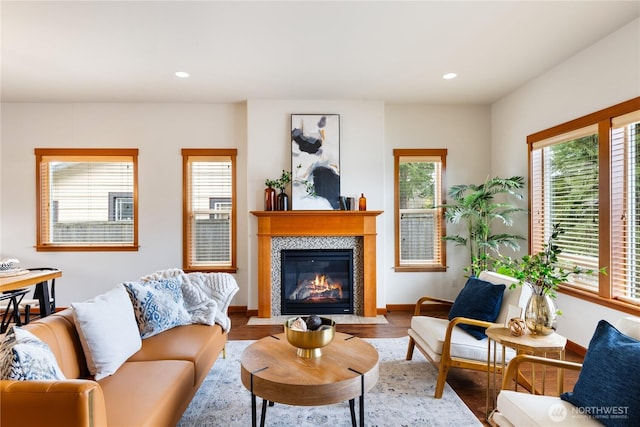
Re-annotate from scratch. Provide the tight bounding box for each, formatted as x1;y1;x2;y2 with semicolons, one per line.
0;308;227;427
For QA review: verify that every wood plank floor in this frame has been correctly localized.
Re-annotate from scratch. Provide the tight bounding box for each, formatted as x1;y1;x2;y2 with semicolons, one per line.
229;310;584;426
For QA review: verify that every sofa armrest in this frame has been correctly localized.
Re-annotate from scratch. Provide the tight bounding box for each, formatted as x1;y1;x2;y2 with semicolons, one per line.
1;379;108;427
413;295;454;315
501;354;583;393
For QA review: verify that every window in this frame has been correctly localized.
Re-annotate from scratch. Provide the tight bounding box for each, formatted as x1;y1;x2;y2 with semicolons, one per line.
182;149;237;272
528;97;640;313
35;148;138;251
109;192;134;221
394;149;447;271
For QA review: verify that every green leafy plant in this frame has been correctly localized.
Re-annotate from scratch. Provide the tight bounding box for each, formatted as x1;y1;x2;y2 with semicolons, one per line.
442;176;527;276
495;223;605;299
267;170;292;192
295;164;316;196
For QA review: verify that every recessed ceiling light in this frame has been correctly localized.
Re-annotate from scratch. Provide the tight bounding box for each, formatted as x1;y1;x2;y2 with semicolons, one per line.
443;73;457;80
175;71;190;78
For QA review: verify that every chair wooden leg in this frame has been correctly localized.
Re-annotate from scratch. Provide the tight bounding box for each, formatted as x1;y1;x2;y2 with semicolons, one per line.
406;337;416;360
434;360;451;399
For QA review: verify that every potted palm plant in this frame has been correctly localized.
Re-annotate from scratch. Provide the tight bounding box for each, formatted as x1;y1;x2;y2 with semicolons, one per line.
442;176;527;276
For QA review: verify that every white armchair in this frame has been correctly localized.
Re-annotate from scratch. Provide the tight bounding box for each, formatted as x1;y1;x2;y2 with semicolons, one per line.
492;316;640;427
406;271;531;398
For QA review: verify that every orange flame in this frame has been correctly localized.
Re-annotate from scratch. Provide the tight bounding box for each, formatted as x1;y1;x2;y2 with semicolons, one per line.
309;274;342;298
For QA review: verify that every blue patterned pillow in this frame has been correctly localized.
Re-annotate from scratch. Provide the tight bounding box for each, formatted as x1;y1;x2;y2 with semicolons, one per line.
561;320;640;426
124;278;191;339
0;326;65;381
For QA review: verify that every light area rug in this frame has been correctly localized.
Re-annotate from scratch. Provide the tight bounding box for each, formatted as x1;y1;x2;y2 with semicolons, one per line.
178;336;482;427
247;315;388;325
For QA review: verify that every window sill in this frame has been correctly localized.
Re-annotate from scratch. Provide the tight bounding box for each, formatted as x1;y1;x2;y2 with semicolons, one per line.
36;245;139;252
183;266;237;274
394;265;447;273
559;285;640;317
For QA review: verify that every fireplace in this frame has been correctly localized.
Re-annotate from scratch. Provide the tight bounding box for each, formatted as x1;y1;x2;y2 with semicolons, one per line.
281;249;354;315
251;210;382;317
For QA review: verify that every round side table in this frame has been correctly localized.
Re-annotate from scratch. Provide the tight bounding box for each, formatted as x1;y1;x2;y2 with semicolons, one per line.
485;325;567;419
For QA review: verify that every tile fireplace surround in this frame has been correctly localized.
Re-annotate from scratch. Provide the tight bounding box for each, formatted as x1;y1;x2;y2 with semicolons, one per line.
251;210;383;317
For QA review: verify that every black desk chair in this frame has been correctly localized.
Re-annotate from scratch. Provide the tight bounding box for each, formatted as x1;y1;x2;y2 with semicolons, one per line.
19;268;58;324
0;288;29;333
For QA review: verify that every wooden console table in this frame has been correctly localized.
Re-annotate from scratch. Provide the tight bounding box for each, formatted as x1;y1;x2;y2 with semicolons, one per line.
0;268;61;331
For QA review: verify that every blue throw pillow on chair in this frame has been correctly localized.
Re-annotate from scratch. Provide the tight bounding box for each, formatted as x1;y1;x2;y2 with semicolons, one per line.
561;320;640;427
448;276;505;339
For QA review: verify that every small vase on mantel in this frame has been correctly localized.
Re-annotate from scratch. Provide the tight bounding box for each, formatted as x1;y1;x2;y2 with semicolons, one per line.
358;193;367;211
277;190;289;211
264;186;276;211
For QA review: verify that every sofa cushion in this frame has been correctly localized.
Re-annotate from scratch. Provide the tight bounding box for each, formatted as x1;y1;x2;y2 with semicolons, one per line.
72;285;142;380
498;390;602;427
0;326;65;381
127;322;225;387
410;316;515;363
98;359;194;427
448;276;505;339
561;319;640;427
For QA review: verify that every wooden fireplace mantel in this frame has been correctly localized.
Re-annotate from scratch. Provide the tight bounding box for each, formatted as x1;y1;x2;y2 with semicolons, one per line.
251;210;383;317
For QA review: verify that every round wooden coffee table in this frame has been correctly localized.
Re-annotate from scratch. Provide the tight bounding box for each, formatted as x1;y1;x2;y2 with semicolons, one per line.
240;332;379;427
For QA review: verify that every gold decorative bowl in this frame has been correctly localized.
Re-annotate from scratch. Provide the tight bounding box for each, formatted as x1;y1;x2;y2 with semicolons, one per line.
285;317;336;358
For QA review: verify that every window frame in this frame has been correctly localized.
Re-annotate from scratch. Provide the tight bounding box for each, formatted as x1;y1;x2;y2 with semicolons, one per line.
527;97;640;316
182;148;237;273
393;148;448;272
35;148;139;252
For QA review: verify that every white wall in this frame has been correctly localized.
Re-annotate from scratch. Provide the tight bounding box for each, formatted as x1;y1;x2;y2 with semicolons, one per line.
383;104;492;303
1;99;493;313
0;103;248;305
245;100;386;311
491;18;640;347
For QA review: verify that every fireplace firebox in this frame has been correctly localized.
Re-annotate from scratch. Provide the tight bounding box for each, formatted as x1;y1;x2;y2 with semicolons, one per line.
281;249;354;315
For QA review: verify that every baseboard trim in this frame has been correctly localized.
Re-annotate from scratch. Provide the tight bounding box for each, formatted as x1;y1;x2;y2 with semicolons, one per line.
566;339;587;357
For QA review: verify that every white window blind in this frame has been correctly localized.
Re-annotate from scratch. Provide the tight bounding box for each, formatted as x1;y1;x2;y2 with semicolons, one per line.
395;150;447;270
611;111;640;303
531;127;600;290
183;149;237;271
35;149;138;250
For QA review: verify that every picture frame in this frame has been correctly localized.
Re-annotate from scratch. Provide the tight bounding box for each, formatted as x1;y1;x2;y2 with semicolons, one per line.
290;114;340;210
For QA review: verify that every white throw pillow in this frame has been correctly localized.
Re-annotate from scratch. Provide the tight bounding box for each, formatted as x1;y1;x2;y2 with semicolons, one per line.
71;285;141;380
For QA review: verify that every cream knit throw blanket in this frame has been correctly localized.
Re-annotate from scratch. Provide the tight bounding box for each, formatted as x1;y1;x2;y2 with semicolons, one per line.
140;268;238;333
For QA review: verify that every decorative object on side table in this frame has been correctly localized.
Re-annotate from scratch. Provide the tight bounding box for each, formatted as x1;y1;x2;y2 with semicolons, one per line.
291;114;340;210
496;223;605;335
508;317;526;337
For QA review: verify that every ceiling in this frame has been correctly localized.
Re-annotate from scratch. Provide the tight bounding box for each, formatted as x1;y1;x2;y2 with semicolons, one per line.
2;1;639;104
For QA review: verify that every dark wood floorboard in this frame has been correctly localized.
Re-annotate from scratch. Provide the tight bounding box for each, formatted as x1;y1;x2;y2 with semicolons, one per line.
229;310;583;426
